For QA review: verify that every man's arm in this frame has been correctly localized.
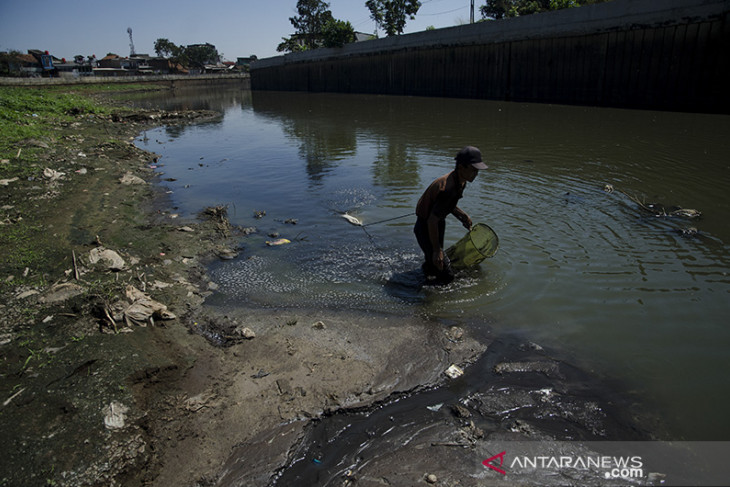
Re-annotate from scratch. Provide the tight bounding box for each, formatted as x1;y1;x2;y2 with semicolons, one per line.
452;206;472;230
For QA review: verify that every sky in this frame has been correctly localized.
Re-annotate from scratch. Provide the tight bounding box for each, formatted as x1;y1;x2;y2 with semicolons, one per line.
0;0;478;61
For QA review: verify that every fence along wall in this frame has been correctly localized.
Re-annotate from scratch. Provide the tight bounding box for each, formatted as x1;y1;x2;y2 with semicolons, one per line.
251;0;730;113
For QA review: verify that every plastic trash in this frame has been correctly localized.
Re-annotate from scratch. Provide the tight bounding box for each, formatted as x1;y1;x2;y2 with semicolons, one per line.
445;223;499;270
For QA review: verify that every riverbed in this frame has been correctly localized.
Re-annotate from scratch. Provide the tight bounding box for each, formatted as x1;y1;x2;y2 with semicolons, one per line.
131;87;730;441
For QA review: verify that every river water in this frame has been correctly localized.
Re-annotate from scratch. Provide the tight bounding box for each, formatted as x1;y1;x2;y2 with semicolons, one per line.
132;87;730;440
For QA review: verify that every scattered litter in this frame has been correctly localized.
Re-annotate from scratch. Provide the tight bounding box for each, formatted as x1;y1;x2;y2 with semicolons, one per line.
236;326;256;339
426;403;443;412
184;392;217;412
103;401;129;430
251;369;269;379
42;315;53;324
89;247;126;271
215;247;238;259
43;168;65;181
178;226;195;233
0;177;19;186
39;282;84;304
445;326;464;342
254;210;266;219
284;218;298;225
266;238;290;246
3;387;25;407
120;285;176;326
119;172;146;185
16;289;40;300
312;321;326;330
444;364;464;379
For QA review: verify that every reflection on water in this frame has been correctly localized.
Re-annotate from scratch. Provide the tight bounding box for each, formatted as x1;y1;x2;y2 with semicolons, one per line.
134;88;730;440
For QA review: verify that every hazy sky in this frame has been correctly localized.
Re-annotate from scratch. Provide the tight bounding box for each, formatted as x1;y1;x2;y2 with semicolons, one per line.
0;0;477;61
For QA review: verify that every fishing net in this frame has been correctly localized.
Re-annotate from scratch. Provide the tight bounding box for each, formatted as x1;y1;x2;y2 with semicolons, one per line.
446;223;499;270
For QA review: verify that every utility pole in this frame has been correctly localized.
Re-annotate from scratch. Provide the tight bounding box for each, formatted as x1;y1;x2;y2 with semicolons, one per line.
470;0;474;24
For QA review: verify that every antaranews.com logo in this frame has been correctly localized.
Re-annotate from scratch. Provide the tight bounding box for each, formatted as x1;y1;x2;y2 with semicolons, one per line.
478;441;730;486
483;450;644;480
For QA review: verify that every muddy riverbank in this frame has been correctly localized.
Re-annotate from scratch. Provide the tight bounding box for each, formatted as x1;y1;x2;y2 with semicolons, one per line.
0;86;658;487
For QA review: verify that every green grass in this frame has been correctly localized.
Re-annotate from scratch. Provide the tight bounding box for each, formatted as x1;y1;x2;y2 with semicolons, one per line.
0;86;110;167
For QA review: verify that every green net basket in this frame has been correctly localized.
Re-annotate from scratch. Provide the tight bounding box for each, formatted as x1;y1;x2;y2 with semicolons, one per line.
446;223;499;270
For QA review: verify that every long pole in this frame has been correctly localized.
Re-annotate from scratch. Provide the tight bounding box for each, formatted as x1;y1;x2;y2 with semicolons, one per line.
470;0;474;23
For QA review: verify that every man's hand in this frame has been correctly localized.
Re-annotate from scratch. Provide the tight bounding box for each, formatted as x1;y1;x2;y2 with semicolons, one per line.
461;215;472;231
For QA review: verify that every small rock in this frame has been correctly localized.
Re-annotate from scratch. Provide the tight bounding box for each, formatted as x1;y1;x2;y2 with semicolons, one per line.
426;473;438;484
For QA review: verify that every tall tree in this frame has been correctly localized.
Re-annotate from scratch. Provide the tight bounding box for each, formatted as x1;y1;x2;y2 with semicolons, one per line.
154;38;179;57
184;43;220;69
290;0;334;50
322;18;357;48
365;0;421;36
480;0;603;20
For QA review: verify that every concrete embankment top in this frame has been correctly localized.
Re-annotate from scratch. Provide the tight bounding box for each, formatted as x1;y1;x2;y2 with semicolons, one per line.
252;0;729;69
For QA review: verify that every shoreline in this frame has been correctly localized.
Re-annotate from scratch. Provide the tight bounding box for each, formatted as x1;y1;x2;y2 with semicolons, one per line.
0;85;658;486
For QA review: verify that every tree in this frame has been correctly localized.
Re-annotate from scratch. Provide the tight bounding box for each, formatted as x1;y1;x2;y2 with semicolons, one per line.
289;0;334;50
480;0;604;20
365;0;421;36
322;18;356;48
184;43;220;69
154;38;179;57
278;0;356;52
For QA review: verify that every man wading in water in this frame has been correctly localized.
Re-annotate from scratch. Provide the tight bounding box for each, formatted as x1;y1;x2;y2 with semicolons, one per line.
414;146;488;284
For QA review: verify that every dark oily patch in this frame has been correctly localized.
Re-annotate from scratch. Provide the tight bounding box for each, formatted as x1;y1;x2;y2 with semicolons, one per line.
266;335;653;486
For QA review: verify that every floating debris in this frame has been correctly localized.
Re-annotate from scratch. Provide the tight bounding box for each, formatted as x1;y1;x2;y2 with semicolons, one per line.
284;218;298;225
254;210;266;219
341;213;362;226
266;238;291;246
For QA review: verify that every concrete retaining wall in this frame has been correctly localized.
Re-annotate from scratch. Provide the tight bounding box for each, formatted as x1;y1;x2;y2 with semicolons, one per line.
251;0;730;113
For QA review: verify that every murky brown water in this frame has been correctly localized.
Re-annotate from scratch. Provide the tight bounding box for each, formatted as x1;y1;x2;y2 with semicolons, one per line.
133;88;730;440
